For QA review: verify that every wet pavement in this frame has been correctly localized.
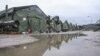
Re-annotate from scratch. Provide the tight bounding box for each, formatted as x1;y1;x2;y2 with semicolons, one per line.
0;35;38;48
0;31;100;56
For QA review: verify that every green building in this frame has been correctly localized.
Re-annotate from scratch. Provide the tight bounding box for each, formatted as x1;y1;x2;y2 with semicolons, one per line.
0;5;47;33
51;16;62;32
61;20;69;32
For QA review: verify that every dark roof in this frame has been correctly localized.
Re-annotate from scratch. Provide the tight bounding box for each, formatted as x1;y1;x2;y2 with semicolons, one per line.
0;5;46;19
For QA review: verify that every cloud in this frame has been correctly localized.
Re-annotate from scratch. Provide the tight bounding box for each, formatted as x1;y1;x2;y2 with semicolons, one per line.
0;0;100;25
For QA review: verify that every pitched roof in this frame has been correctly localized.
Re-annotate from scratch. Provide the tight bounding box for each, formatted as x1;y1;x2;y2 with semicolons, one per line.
0;5;46;19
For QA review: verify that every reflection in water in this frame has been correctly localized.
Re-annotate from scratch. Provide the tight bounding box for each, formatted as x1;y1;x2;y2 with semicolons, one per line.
47;34;85;50
0;34;86;56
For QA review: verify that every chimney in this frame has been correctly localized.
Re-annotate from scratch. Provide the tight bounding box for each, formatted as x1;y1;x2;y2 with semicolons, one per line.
5;5;8;20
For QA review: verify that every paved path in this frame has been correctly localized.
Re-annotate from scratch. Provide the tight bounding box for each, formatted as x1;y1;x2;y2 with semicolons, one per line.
0;34;38;48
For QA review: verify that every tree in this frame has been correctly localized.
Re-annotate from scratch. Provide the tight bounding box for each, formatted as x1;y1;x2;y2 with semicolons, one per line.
52;16;62;32
95;19;100;31
46;15;51;25
64;20;69;29
46;15;52;33
69;23;73;30
53;16;61;25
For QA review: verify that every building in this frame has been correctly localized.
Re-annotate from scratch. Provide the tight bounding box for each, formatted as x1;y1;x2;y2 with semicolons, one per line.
0;5;47;33
51;16;62;32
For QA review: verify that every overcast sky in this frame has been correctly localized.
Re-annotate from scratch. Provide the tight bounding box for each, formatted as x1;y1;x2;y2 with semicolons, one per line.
0;0;100;25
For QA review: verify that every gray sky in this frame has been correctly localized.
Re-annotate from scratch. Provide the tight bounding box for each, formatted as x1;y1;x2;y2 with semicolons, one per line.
0;0;100;25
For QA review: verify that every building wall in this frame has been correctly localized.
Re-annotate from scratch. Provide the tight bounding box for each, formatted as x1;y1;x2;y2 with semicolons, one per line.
15;8;47;33
51;21;62;32
62;23;69;30
0;6;47;33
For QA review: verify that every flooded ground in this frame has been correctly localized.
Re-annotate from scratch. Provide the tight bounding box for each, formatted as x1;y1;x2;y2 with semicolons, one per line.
0;35;38;48
0;31;100;56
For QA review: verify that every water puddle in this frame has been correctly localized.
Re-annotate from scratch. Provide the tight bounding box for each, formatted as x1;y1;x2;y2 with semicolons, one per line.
0;32;100;56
